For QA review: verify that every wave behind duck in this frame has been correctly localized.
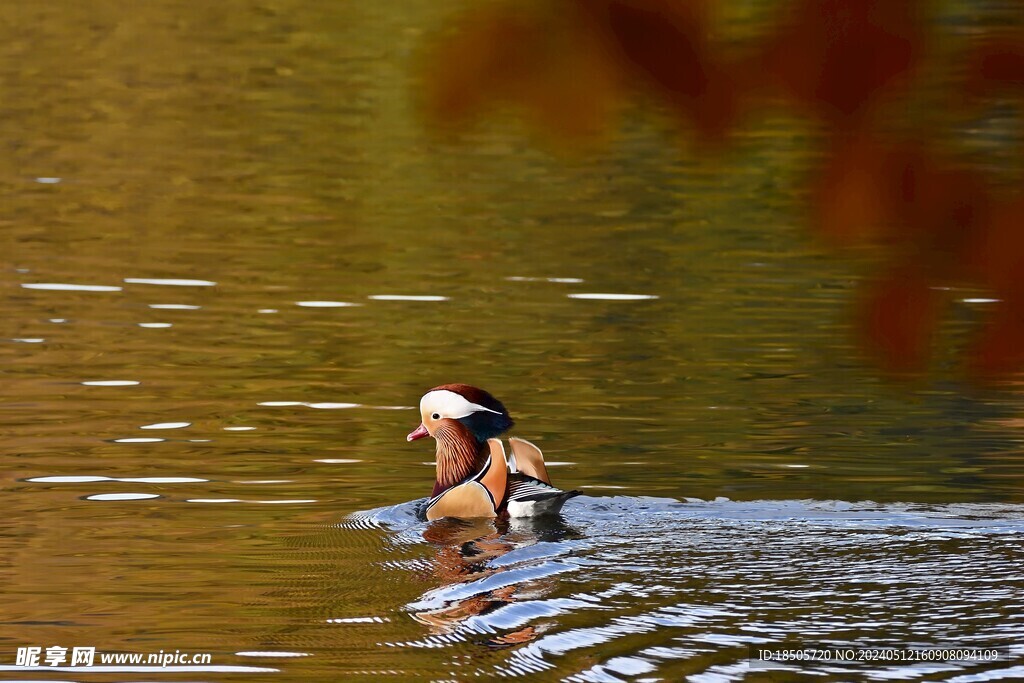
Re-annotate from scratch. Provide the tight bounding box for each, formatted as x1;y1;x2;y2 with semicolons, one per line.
334;496;1024;680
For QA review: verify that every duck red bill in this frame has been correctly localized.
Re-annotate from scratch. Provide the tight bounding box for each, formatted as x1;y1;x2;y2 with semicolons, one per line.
407;423;429;441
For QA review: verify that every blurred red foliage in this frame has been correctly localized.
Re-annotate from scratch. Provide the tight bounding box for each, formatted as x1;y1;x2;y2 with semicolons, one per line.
580;0;738;142
858;263;942;375
965;32;1024;97
755;0;923;129
419;3;620;147
419;0;1024;381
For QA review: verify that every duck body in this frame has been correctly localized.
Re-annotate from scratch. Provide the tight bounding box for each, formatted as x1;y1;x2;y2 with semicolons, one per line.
408;384;578;521
422;437;579;520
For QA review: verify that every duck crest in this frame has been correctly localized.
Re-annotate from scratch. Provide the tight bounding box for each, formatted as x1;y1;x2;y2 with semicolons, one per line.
432;420;488;496
429;383;514;440
430;383;506;414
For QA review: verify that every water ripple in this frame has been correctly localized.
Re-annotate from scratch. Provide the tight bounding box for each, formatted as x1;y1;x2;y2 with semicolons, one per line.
342;496;1024;680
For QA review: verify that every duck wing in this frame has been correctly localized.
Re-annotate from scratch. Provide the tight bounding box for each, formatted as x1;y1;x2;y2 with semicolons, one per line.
505;472;579;518
507;436;551;484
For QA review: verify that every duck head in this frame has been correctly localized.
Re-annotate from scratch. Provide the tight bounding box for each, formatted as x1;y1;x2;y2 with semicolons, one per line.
407;384;514;443
407;384;514;496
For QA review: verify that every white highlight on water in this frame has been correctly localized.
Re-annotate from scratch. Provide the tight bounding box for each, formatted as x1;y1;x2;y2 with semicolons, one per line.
506;276;584;284
125;278;217;287
86;493;161;501
141;422;191;430
187;498;243;503
306;402;361;409
259;401;368;409
295;301;360;307
568;293;659;301
367;295;450;301
23;283;122;292
252;499;317;504
82;380;140;386
119;477;207;483
30;475;205;483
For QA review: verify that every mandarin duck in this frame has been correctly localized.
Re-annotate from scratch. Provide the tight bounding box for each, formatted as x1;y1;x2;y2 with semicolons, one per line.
407;384;579;520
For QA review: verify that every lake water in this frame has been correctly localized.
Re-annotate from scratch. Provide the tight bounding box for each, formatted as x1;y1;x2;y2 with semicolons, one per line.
2;1;1023;681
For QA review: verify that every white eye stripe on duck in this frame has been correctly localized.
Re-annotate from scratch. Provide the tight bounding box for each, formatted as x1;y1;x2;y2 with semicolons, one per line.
421;390;502;420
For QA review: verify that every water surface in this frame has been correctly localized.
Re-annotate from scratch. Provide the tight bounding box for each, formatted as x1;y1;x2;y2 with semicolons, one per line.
2;0;1023;681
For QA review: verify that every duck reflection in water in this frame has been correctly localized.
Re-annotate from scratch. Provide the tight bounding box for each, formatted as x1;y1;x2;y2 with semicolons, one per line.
408;513;583;648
